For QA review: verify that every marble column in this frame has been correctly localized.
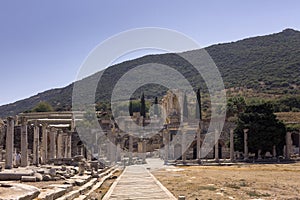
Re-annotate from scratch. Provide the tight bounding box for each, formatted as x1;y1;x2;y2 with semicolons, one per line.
182;130;186;163
243;128;249;160
20;117;28;167
41;123;48;164
163;129;169;164
197;122;202;162
49;127;57;159
230;128;234;162
67;132;72;158
214;129;219;162
129;135;133;164
57;130;63;158
5;117;14;169
116;143;121;162
33;122;40;166
286;131;292;159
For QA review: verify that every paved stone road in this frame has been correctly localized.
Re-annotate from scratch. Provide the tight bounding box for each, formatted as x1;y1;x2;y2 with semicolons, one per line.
103;159;176;200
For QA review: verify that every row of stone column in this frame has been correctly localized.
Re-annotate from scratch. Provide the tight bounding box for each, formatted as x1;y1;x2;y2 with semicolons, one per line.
5;117;72;169
162;126;236;163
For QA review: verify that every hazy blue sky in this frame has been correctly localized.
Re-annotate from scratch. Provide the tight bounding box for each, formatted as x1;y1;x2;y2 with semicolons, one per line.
0;0;299;106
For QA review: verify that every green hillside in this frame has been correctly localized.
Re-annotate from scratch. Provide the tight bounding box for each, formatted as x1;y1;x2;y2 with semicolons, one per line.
0;28;299;117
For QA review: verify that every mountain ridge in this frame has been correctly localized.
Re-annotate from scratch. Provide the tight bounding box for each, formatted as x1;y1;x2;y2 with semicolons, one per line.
1;28;300;117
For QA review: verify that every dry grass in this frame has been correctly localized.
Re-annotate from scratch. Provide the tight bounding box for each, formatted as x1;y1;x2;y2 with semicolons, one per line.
153;163;300;199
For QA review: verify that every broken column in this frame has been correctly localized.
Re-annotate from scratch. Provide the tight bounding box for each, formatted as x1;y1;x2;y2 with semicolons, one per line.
20;117;28;167
5;116;14;169
33;121;40;166
230;128;234;162
243;128;249;160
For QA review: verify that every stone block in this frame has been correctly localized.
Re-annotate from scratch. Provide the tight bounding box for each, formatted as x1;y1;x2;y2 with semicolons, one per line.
21;176;37;182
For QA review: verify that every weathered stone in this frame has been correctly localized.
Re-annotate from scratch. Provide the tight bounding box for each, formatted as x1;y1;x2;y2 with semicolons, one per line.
21;176;37;182
49;168;56;176
34;173;43;181
0;183;40;200
0;169;34;180
43;174;52;181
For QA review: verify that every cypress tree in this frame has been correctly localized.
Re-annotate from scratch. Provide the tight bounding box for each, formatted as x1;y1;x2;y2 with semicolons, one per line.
140;93;146;118
196;89;202;120
129;100;133;116
154;96;159;116
183;93;188;119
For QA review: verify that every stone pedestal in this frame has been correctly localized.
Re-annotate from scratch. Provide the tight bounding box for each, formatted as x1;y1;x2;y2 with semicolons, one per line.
20;117;28;167
5;117;14;169
33;123;40;166
257;149;262;160
243;129;249;160
230;128;234;162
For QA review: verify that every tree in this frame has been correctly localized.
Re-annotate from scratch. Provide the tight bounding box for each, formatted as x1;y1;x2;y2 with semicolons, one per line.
32;101;54;112
234;103;286;156
196;89;202;120
154;96;159;116
226;96;246;118
129;100;133;116
183;93;188;119
140;93;146;118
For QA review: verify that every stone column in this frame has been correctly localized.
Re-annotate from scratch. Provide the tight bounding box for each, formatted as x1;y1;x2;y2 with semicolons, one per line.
49;127;57;159
57;130;63;158
41;123;48;164
197;122;202;162
163;129;169;164
214;129;219;162
5;117;14;169
286;131;292;159
116;143;121;162
67;132;72;158
71;115;75;132
20;117;28;167
129;135;133;164
182;130;186;163
33;122;40;166
243;128;249;160
230;128;234;162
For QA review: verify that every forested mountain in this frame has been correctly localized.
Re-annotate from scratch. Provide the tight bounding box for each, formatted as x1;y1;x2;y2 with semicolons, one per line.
0;28;299;117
